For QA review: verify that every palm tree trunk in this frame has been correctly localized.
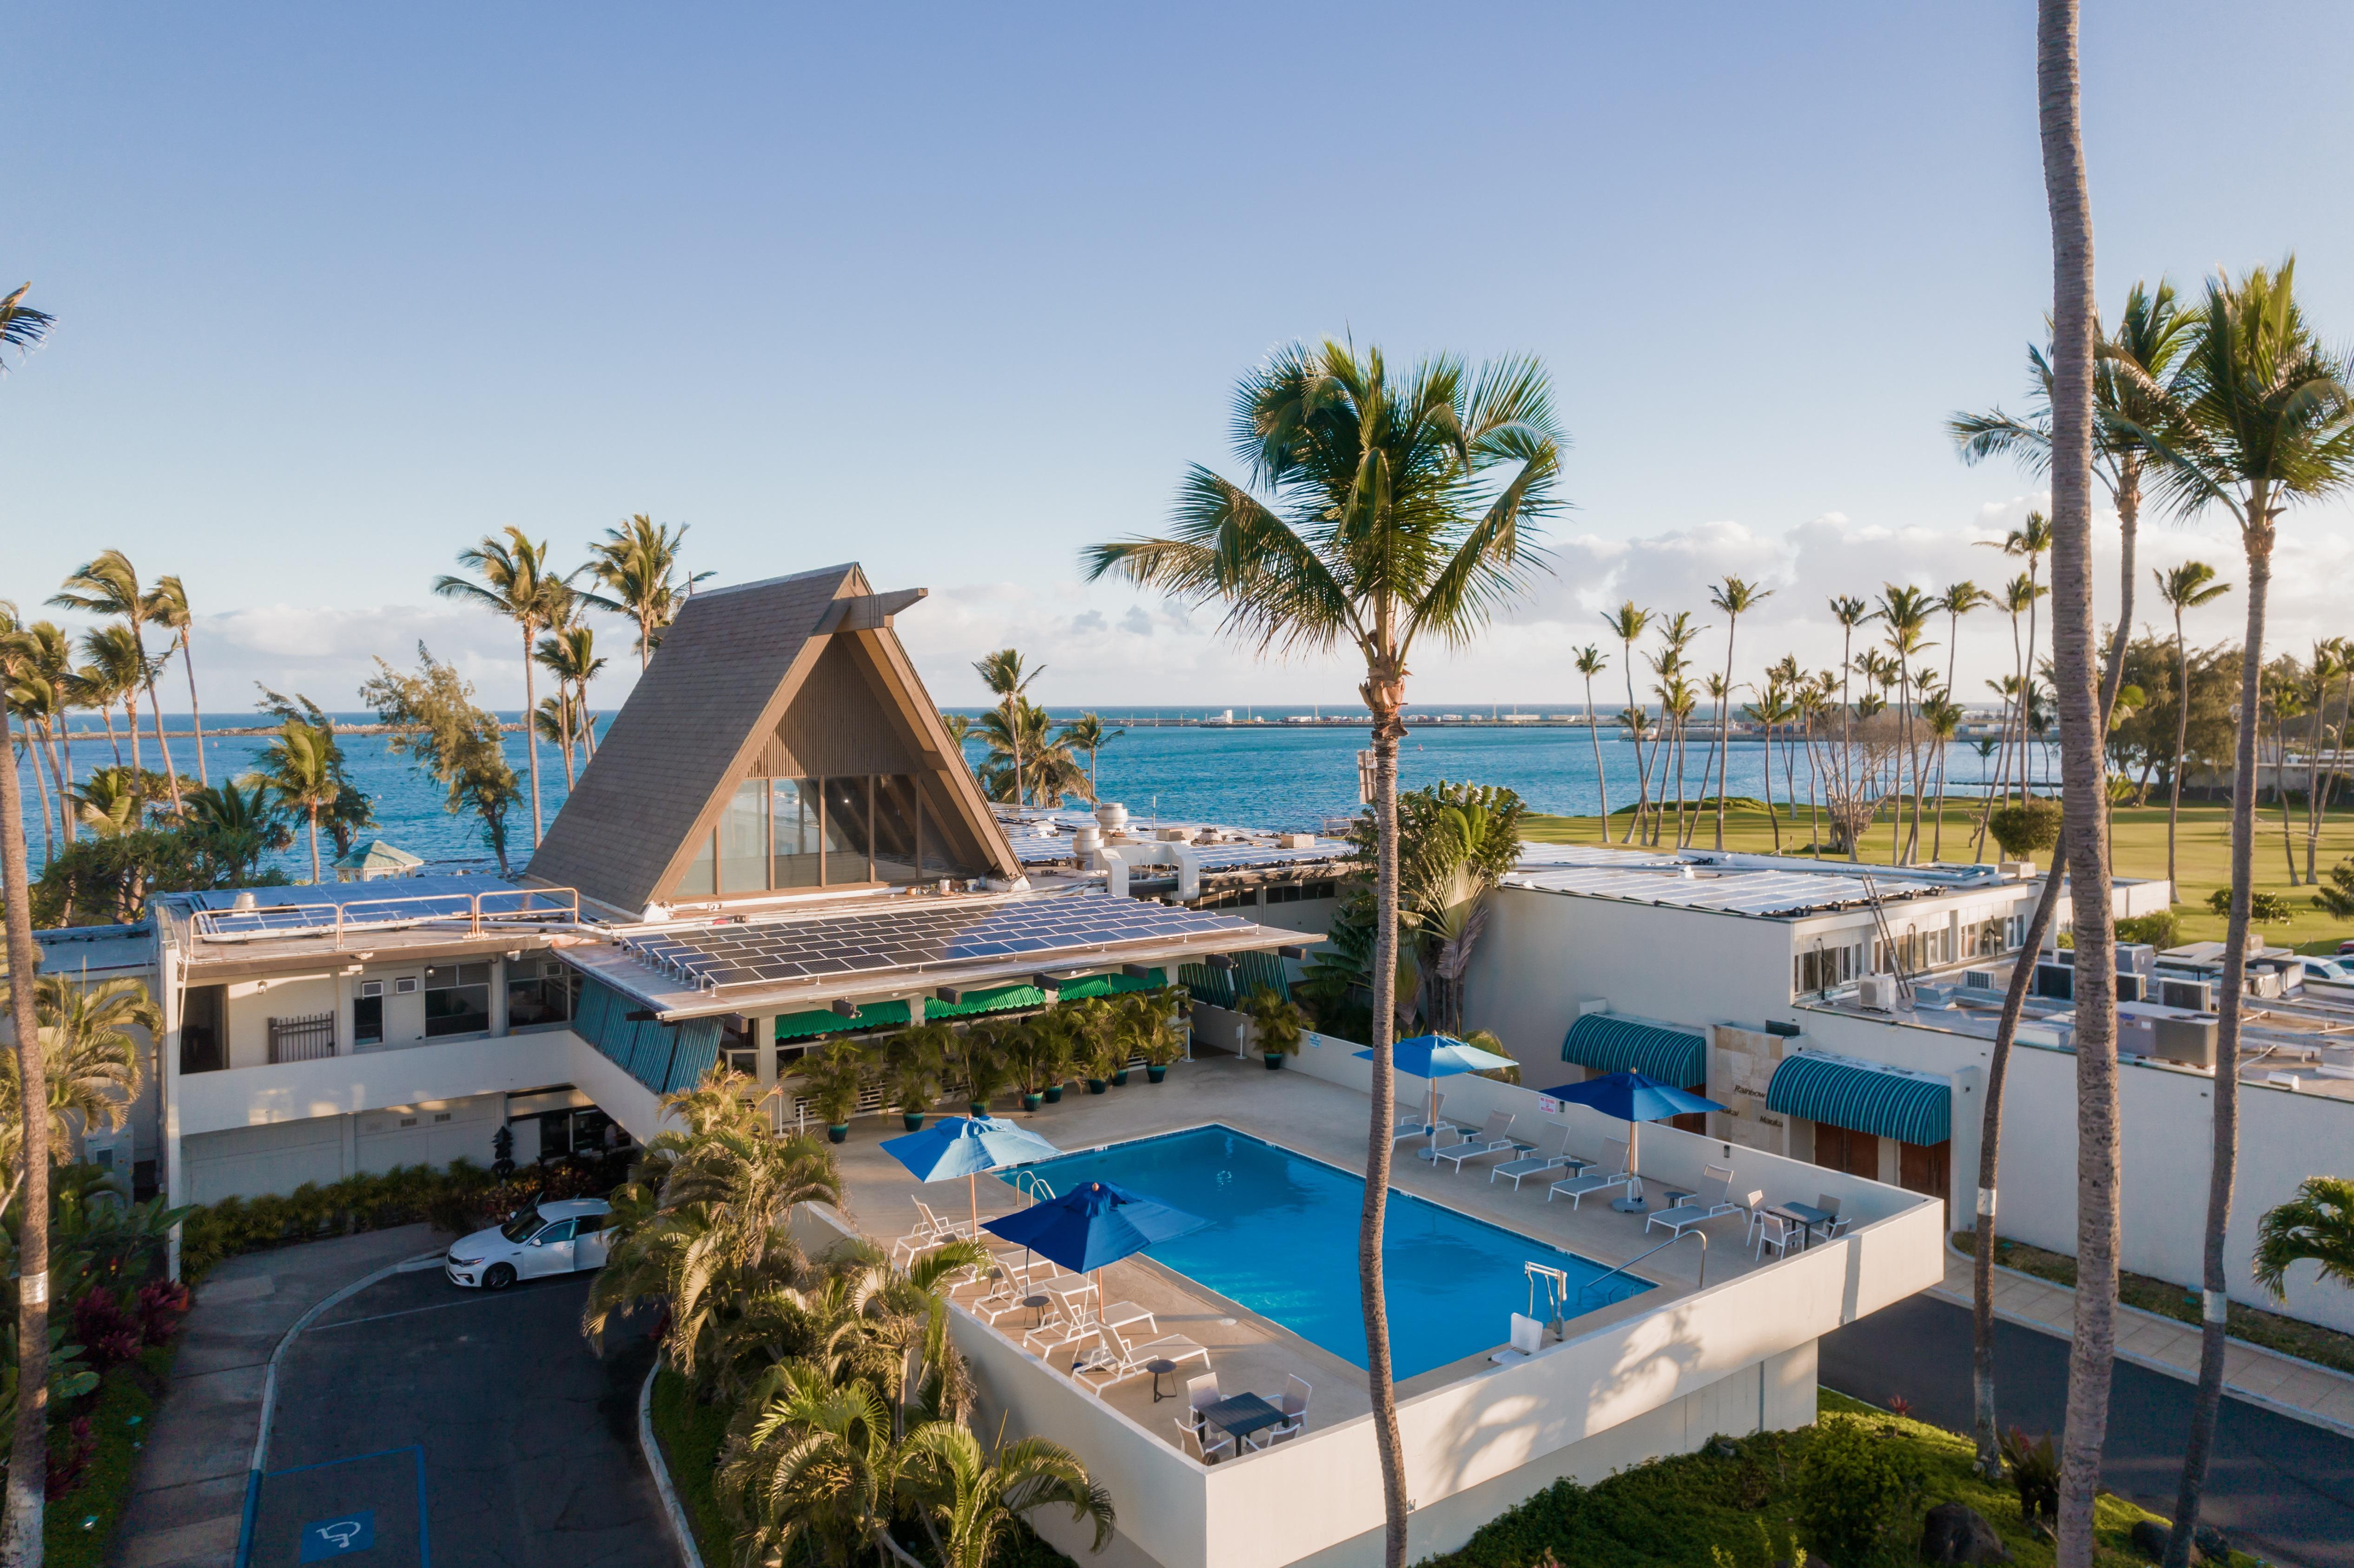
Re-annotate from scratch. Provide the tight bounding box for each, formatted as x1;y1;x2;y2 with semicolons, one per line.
0;695;53;1568
2102;471;2139;726
2277;710;2299;882
1894;670;1911;863
180;637;209;787
20;733;55;866
1932;744;1950;862
1673;716;1690;848
2165;535;2267;1567
1360;693;1410;1568
1974;858;2067;1474
2305;685;2326;882
142;668;181;811
1715;630;1736;850
308;804;323;885
2169;613;2191;896
1763;720;1780;852
521;628;545;845
1805;713;1822;856
124;683;142;777
54;721;77;844
1585;677;1608;841
1620;649;1649;845
2037;3;2120;1560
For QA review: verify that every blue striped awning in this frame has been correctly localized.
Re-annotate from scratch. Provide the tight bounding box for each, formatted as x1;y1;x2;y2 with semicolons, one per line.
1560;1014;1705;1089
575;978;725;1095
1766;1054;1951;1146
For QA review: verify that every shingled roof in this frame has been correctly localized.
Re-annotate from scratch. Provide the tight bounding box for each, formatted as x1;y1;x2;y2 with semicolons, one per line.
524;563;1017;916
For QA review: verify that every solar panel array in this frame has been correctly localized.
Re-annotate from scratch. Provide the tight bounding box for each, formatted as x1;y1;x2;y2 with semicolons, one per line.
616;892;1256;993
1187;840;1351;872
1503;860;1944;917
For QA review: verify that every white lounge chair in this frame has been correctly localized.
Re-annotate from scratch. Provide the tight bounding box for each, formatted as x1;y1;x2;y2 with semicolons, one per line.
1072;1322;1211;1393
1646;1164;1742;1238
1490;1124;1586;1189
1489;1312;1546;1365
1391;1092;1454;1146
1548;1140;1633;1208
892;1199;979;1265
1433;1111;1531;1173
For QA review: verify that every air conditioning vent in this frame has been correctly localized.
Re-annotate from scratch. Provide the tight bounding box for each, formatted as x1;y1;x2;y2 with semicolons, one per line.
2115;971;2146;1004
359;981;384;999
395;976;419;995
1858;974;1898;1010
2160;978;2214;1012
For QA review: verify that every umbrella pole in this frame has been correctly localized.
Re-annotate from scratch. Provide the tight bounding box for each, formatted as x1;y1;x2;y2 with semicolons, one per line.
969;1172;980;1237
1426;1078;1440;1162
1613;1117;1646;1213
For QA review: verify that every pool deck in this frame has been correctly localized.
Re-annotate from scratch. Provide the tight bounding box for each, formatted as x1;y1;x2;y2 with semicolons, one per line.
826;1050;1781;1457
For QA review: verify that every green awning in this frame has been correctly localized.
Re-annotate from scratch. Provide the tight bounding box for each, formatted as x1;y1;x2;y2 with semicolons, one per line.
1766;1053;1951;1146
771;968;1169;1043
1560;1013;1706;1089
1180;949;1290;1011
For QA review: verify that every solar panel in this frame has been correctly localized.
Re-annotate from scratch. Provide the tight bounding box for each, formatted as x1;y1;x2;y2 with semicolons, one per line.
615;891;1256;994
1187;841;1351;871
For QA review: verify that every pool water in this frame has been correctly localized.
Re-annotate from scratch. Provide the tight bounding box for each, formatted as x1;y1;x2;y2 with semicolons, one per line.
1000;1124;1650;1378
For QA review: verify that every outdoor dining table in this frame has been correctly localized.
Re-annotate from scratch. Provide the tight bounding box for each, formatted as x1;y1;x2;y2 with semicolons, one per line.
1198;1392;1287;1453
1767;1201;1838;1249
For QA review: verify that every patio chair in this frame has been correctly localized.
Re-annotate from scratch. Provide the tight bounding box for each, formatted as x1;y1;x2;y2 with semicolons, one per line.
1814;1193;1853;1240
1071;1322;1211;1393
1490;1124;1585;1189
1547;1140;1632;1208
966;1267;1032;1324
1433;1111;1531;1173
1753;1212;1796;1261
1391;1092;1455;1146
1488;1312;1547;1365
1025;1309;1103;1359
1738;1189;1767;1249
1646;1164;1742;1239
1263;1374;1313;1444
1175;1413;1234;1463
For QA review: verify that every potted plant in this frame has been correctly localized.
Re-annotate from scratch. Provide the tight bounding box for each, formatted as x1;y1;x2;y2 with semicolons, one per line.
1031;1010;1078;1104
1239;985;1307;1071
1071;997;1122;1093
1131;988;1187;1083
790;1041;869;1143
1001;1022;1048;1112
882;1022;950;1131
953;1023;1011;1115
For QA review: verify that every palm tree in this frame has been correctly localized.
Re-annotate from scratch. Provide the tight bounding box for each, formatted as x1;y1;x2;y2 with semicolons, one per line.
0;281;54;368
0;975;152;1200
1706;578;1770;850
1828;596;1870;859
73;626;144;777
1922;693;1964;861
184;778;289;883
434;528;572;847
21;621;78;848
1055;712;1123;799
2124;261;2354;1568
972;650;1040;810
2302;640;2346;883
0;603;54;1563
1982;518;2054;801
1084;341;1561;1568
534;621;606;782
1652;613;1705;847
1876;585;1937;863
2149;565;2228;896
2033;5;2120;1557
1745;684;1796;852
253;719;342;883
1603;605;1654;844
53;550;181;811
1951;280;2194;723
1574;646;1609;837
897;1422;1115;1568
2253;1177;2354;1302
580;514;712;670
142;575;206;786
973;699;1087;805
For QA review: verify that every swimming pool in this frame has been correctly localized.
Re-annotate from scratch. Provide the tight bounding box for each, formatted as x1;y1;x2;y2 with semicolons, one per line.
1000;1124;1650;1378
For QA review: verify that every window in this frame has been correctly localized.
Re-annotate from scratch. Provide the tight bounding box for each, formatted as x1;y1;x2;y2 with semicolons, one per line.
533;1219;578;1245
181;984;226;1074
872;776;922;882
423;963;492;1037
354;992;384;1047
675;831;716;897
1303;881;1336;900
719;778;769;893
772;778;823;887
822;776;873;882
506;960;577;1028
1266;884;1303;904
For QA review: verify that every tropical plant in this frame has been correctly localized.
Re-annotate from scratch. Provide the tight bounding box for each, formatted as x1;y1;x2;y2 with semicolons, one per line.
791;1042;872;1131
2123;261;2354;1568
580;514;711;670
434;527;573;846
895;1420;1115;1568
1056;712;1122;801
881;1023;951;1120
1061;997;1125;1085
1084;340;1560;1566
1574;645;1609;838
2252;1176;2354;1301
181;779;290;883
946;1022;1012;1109
1394;782;1525;1033
972;649;1041;810
1706;577;1770;850
1122;990;1188;1069
1875;583;1937;863
0;976;153;1212
54;550;183;810
0;280;55;366
2153;562;2231;892
142;574;207;786
361;645;525;872
1237;985;1307;1062
72;623;147;783
1793;1415;1923;1568
251;719;343;883
973;698;1087;806
1999;1426;2061;1526
1603;604;1653;844
534;620;607;783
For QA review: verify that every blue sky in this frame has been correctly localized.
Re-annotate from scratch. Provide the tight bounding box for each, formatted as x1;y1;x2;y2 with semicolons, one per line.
9;2;2353;712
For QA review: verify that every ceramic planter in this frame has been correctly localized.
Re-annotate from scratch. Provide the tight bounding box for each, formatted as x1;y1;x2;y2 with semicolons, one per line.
1043;1085;1065;1104
968;1100;990;1116
827;1124;850;1145
1085;1079;1108;1094
1146;1065;1167;1083
902;1113;926;1132
1264;1053;1286;1071
1111;1070;1130;1087
1021;1092;1045;1112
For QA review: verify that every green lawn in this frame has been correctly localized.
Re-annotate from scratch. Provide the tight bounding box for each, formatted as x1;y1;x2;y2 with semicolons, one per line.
1526;799;2354;953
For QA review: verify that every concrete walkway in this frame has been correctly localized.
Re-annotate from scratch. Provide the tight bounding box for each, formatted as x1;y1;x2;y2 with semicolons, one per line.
1930;1244;2354;1439
112;1226;447;1568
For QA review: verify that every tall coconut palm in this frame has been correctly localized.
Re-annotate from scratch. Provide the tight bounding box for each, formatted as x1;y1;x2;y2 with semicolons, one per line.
141;575;206;786
534;621;606;782
2123;260;2354;1568
1876;585;1937;863
1653;613;1705;847
1706;578;1770;850
1056;712;1123;800
20;623;77;848
1745;683;1795;853
974;698;1086;806
0;606;53;1567
253;719;342;883
73;627;144;777
434;528;572;847
1084;341;1561;1568
0;608;55;863
972;649;1040;810
1922;693;1964;861
53;550;180;811
2033;4;2120;1559
1603;604;1653;844
1827;596;1870;859
580;514;712;671
1574;646;1609;837
2302;640;2346;883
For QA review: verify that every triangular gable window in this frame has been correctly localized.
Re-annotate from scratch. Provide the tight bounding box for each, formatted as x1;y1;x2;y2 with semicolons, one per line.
673;771;985;899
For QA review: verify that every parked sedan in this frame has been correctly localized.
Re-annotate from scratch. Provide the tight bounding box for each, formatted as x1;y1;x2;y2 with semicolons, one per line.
444;1198;612;1290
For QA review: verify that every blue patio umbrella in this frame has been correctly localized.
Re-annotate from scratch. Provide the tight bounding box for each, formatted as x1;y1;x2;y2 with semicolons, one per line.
981;1179;1206;1291
1538;1071;1726;1212
880;1116;1063;1234
1355;1033;1520;1160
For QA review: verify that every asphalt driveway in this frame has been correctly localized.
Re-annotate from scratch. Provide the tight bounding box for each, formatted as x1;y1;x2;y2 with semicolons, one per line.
256;1266;667;1568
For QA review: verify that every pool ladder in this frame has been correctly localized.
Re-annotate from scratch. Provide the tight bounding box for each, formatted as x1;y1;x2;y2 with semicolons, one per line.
1525;1264;1570;1340
1012;1172;1057;1206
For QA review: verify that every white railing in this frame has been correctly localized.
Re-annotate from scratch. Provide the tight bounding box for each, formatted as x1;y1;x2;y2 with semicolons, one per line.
192;886;582;947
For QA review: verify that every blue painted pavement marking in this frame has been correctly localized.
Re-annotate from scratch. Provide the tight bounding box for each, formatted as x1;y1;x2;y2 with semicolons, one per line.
298;1510;375;1561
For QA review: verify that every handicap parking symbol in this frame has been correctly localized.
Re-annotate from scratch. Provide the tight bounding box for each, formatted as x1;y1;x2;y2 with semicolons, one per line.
298;1511;375;1562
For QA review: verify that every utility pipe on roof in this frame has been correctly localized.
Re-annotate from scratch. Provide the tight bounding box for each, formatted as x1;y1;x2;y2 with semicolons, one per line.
1097;841;1201;902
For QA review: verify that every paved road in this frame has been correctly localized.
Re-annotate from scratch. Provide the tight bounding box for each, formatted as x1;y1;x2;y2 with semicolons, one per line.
260;1267;666;1568
1822;1296;2354;1568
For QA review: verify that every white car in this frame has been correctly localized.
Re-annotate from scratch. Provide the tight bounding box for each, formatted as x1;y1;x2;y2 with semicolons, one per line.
444;1198;613;1290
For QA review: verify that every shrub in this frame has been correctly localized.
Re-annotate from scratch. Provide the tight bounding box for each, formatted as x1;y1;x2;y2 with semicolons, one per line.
1985;800;2061;859
134;1280;191;1346
2205;888;2296;923
70;1293;142;1373
1997;1426;2058;1526
1793;1418;1921;1567
2115;910;2179;949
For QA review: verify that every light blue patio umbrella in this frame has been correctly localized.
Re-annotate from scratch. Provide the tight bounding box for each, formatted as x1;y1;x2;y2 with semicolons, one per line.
879;1115;1063;1234
1538;1070;1725;1211
1354;1033;1520;1160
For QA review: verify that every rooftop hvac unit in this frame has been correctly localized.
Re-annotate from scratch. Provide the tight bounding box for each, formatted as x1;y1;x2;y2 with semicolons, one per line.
2033;961;2075;1002
2116;943;2158;977
1858;974;1899;1010
1764;1019;1803;1038
2248;967;2283;999
1963;969;1999;992
359;981;384;999
2153;1015;2218;1069
2114;971;2146;1004
2159;978;2214;1012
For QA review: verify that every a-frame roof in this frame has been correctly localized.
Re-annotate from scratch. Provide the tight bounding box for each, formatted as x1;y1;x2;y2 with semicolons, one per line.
525;563;1018;917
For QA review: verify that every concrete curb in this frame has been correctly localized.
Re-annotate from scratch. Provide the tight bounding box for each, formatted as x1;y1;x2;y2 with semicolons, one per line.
637;1362;706;1568
232;1249;445;1568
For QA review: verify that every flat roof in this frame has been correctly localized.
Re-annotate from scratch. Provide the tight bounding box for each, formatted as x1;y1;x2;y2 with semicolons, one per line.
1500;843;2024;919
996;807;1353;876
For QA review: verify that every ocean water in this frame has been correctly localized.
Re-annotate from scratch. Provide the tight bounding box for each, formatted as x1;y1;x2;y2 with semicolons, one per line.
998;1123;1646;1377
12;709;2052;878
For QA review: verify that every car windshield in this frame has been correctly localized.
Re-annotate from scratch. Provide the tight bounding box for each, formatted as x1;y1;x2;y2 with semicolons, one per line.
499;1207;545;1243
